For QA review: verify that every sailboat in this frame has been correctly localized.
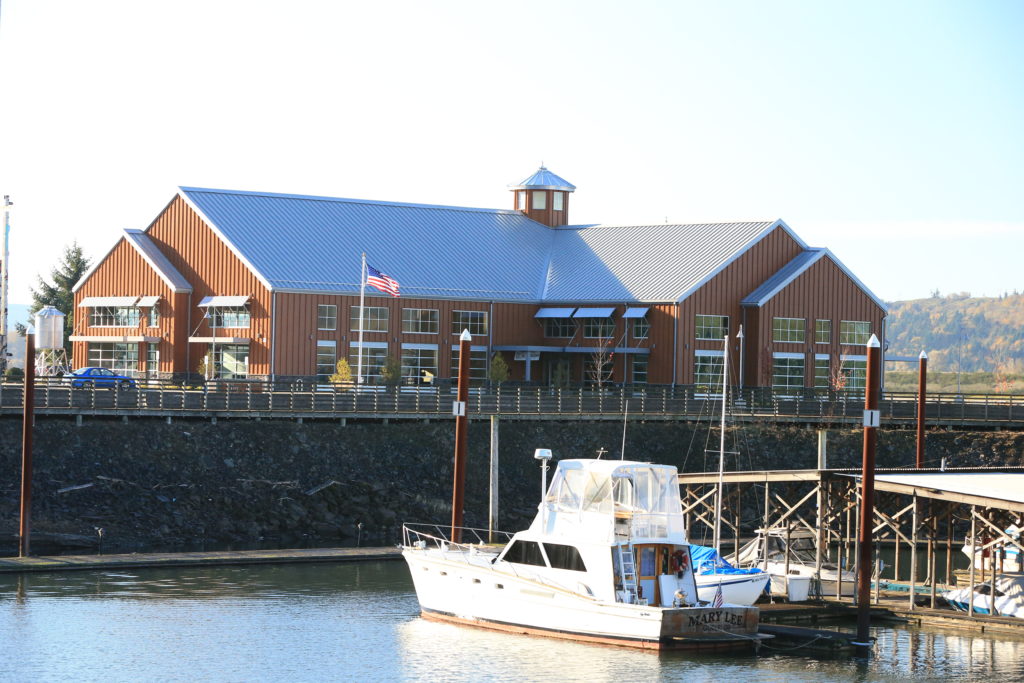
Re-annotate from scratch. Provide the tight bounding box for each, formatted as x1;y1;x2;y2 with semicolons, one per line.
690;333;769;605
402;454;767;650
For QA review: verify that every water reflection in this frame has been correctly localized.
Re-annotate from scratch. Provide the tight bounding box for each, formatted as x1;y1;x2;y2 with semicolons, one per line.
1;562;1023;682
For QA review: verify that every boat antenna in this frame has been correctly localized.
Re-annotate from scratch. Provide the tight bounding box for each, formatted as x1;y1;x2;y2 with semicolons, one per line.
620;400;629;460
596;447;607;460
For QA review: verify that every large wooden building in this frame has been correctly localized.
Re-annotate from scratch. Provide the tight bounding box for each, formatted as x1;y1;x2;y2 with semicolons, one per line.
70;167;886;389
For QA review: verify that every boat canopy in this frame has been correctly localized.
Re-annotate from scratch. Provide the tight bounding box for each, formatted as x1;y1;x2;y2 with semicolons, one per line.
531;459;686;544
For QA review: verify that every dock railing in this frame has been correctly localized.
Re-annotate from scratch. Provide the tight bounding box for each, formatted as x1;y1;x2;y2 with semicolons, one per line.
0;377;1021;427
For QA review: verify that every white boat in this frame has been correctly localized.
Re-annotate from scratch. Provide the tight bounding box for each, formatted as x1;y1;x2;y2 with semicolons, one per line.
690;334;769;607
961;525;1023;574
402;456;766;650
690;544;770;606
733;528;857;598
945;573;1024;618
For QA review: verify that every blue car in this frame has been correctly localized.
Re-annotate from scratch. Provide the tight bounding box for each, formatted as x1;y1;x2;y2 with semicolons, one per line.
66;367;137;391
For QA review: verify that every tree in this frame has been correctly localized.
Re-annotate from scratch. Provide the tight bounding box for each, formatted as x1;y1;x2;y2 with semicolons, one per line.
15;243;90;356
4;366;24;382
488;351;509;385
329;358;354;389
380;355;402;386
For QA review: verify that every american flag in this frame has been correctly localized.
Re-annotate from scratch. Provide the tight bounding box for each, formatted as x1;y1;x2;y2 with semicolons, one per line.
712;582;724;608
366;264;400;297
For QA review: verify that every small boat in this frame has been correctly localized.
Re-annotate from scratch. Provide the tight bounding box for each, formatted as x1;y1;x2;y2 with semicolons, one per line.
402;455;767;650
944;573;1024;618
690;544;770;606
733;528;857;598
961;525;1023;574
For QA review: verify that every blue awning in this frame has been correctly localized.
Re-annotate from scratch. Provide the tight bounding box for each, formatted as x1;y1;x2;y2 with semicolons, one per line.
622;307;649;319
535;307;576;319
572;307;615;318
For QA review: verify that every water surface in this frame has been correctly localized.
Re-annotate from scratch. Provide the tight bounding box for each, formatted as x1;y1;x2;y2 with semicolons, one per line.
2;561;1022;682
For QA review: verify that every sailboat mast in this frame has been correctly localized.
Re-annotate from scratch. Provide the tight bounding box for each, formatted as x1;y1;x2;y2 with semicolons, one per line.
713;334;729;554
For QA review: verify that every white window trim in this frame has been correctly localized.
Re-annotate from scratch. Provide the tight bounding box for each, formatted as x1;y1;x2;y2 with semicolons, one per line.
401;343;438;351
773;352;805;359
841;354;868;362
815;353;830;360
317;340;337;348
695;349;724;357
350;341;388;349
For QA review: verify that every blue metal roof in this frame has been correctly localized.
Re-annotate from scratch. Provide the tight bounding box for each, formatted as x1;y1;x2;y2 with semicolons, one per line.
172;188;831;307
179;188;556;302
741;249;825;307
509;166;576;191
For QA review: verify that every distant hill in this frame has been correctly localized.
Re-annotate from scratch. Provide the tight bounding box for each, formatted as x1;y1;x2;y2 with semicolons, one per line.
885;292;1024;373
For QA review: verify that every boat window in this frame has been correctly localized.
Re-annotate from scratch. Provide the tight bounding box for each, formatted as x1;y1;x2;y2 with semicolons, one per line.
543;543;588;572
501;540;547;567
580;473;612;513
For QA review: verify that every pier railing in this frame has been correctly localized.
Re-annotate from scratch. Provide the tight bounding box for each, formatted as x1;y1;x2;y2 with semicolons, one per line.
0;378;1022;427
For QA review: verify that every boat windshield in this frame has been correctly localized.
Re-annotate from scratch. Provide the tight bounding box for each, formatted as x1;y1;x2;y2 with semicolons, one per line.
613;467;678;516
546;469;613;514
544;465;679;517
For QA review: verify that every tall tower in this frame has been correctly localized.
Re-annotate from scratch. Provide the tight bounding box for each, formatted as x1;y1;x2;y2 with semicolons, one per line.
509;166;576;227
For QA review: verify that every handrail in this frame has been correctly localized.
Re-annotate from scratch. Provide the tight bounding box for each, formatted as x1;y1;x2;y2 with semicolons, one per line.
0;378;1021;426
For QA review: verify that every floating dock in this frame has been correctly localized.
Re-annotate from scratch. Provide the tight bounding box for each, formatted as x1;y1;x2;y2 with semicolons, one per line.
0;546;402;573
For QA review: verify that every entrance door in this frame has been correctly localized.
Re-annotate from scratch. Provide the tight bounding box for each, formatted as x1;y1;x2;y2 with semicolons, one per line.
546;355;572;387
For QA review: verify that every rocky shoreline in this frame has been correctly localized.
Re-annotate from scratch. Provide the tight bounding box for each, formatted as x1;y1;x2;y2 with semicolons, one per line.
2;416;1022;555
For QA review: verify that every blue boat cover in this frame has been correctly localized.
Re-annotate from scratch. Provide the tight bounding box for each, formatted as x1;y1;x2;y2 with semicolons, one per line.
689;544;765;576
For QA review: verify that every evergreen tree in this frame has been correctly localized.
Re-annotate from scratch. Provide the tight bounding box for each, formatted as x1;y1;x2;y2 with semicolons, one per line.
15;243;90;356
488;351;510;385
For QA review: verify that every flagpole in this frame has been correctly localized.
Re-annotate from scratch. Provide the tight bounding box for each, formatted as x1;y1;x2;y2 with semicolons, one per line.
357;252;366;385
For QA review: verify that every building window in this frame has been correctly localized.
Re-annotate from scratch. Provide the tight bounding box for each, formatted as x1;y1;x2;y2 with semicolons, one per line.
840;321;871;345
553;192;564;211
87;342;139;374
814;356;831;389
402;308;439;334
147;305;159;328
401;345;438;385
772;354;805;392
146;345;159;377
318;304;337;331
632;355;648;384
349;343;387;384
815;319;831;344
351;306;389;333
584;356;613;386
210;344;248;379
532;190;546;210
840;356;867;391
316;341;337;383
772;317;805;343
451;310;488;336
450;346;488;382
90;306;140;328
517;191;526;210
583;318;614;339
210;307;250;328
695;315;728;341
543;317;575;338
633;317;650;340
694;350;724;387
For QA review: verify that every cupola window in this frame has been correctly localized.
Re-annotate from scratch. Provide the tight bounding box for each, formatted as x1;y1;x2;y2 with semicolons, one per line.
517;191;527;210
531;190;547;210
553;192;564;211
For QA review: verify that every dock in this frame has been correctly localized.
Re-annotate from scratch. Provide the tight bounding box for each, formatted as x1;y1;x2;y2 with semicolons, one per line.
0;546;402;573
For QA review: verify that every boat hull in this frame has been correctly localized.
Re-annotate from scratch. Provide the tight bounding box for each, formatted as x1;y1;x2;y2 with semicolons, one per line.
694;572;770;606
404;549;762;651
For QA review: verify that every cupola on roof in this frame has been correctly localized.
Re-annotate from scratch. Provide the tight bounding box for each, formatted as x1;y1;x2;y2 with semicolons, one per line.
509;166;576;192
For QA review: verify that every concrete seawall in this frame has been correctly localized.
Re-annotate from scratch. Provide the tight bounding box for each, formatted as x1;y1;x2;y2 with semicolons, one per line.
3;416;1022;554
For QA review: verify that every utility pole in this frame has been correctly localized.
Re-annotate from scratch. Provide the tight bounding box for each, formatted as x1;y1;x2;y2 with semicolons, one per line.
0;195;11;375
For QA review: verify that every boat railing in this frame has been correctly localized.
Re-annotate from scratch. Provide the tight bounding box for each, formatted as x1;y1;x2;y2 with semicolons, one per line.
402;523;513;557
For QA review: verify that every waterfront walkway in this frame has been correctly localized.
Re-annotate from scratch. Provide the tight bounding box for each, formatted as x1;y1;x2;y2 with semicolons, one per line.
0;546;402;573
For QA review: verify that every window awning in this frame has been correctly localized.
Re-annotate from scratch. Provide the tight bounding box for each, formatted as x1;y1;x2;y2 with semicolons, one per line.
188;336;251;344
198;295;250;307
136;296;161;307
78;296;139;308
572;307;615;318
534;307;576;319
622;307;649;319
69;335;160;343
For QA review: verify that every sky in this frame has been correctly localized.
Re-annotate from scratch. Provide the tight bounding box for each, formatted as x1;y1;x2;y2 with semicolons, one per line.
0;0;1021;316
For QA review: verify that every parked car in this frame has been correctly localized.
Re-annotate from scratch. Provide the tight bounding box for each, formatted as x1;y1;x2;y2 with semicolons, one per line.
66;367;137;391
